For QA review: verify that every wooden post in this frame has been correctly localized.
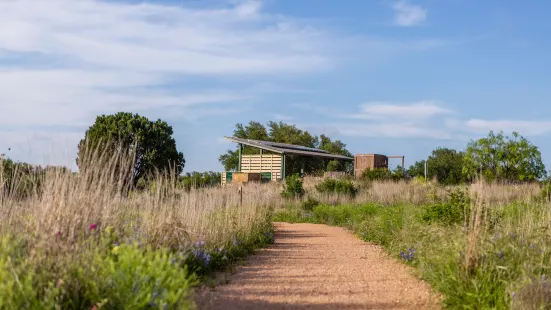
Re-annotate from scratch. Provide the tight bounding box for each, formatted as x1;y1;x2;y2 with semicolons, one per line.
281;154;286;180
424;161;428;182
238;143;242;172
238;186;243;207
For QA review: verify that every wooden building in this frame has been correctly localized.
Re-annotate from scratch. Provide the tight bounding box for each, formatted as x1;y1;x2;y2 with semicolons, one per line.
353;154;405;178
222;136;354;186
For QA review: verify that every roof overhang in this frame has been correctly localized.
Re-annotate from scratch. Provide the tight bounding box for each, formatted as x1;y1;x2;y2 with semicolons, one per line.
224;136;354;161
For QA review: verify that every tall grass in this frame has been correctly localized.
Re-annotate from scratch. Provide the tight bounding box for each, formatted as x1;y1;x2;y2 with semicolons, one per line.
277;177;551;309
0;142;277;309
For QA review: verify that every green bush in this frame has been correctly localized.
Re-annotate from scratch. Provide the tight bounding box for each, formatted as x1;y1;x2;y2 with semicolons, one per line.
75;244;197;310
422;187;471;225
300;196;320;211
360;168;393;181
0;235;62;309
281;174;304;198
315;178;358;197
540;181;551;202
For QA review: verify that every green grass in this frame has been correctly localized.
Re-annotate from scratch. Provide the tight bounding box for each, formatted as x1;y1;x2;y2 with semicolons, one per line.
274;197;551;309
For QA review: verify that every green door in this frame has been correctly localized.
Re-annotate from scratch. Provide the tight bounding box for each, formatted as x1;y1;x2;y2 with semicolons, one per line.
260;172;272;182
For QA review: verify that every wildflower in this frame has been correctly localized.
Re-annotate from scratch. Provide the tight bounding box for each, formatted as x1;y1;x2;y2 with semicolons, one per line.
400;247;416;262
89;224;97;230
112;246;120;255
195;240;206;248
497;251;505;259
232;236;242;247
56;231;61;237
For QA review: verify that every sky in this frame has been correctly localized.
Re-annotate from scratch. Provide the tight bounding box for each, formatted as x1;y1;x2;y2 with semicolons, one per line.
1;0;551;172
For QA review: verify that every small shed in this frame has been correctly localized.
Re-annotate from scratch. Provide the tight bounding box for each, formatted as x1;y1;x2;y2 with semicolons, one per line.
354;154;388;178
222;136;354;185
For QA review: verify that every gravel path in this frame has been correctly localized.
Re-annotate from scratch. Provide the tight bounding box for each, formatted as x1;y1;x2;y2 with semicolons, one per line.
195;222;441;309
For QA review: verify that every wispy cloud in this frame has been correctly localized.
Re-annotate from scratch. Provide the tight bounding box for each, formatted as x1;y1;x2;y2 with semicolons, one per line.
300;122;452;139
349;101;453;120
0;0;335;129
392;1;427;27
300;101;455;139
274;114;293;121
465;119;551;136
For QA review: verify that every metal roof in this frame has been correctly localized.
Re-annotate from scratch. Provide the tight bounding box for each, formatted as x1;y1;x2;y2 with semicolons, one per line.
224;136;354;161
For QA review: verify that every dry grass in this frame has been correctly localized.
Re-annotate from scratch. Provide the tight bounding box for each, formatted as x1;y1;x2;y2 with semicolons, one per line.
300;175;541;207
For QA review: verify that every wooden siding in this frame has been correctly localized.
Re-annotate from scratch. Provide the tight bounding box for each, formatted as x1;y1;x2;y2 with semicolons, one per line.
354;154;389;178
240;154;282;181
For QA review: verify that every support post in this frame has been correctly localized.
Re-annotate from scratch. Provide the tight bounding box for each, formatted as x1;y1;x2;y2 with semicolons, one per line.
424;160;428;182
281;154;286;180
238;143;242;172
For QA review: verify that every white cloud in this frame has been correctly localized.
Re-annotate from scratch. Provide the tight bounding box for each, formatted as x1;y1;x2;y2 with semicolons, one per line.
349;101;453;120
392;1;427;27
0;130;82;167
0;0;336;129
274;114;293;121
465;119;551;136
303;123;452;139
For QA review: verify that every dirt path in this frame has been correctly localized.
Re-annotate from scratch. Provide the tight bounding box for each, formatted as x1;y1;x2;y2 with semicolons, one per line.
195;222;441;309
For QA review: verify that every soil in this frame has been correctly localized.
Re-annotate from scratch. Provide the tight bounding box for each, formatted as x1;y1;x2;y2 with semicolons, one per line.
194;222;441;310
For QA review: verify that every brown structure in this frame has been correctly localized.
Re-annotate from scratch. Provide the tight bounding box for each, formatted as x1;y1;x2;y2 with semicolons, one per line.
354;154;388;178
354;154;406;178
230;172;262;184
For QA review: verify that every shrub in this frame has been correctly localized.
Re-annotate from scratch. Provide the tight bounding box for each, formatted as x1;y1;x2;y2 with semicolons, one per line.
281;174;304;198
361;168;393;181
315;178;358;198
422;187;471;225
540;181;551;202
75;243;197;309
360;167;406;182
301;195;320;211
0;235;62;309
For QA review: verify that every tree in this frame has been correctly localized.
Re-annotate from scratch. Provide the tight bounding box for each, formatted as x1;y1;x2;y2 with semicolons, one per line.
462;131;546;183
408;147;466;185
318;134;353;173
179;171;221;190
77;112;185;185
219;121;352;174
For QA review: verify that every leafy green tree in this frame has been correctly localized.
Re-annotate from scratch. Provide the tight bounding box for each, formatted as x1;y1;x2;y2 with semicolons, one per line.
77;112;185;185
319;134;353;172
0;158;43;199
179;171;221;190
219;121;352;174
408;147;466;185
462;131;546;182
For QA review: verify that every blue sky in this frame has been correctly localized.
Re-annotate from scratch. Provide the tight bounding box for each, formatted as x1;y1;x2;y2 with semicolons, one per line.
1;0;551;172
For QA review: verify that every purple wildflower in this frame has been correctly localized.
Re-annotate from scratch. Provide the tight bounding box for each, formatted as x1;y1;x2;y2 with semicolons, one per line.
232;236;242;247
89;224;97;230
400;247;416;262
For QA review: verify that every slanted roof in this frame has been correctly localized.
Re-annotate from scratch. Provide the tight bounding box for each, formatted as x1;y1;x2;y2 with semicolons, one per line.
224;136;354;161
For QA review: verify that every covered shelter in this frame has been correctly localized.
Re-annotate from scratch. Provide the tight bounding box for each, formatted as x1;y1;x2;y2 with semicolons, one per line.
222;136;354;185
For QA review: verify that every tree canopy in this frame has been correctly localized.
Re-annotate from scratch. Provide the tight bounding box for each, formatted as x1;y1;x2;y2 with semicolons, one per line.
219;121;352;174
77;112;185;185
462;131;546;182
408;147;467;185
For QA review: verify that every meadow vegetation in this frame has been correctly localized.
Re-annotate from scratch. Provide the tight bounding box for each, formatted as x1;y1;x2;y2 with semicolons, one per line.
0;142;278;309
276;177;551;309
2;112;550;310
